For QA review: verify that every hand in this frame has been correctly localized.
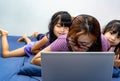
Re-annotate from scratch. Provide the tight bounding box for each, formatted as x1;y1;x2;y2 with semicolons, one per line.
114;60;120;68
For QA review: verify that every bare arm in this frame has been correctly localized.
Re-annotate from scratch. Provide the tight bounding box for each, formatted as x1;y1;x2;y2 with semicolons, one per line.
31;45;51;66
31;36;66;66
31;36;49;54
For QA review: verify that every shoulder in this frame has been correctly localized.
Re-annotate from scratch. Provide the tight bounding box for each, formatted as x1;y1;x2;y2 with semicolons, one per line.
58;34;67;39
52;34;67;43
101;34;108;43
50;34;68;51
101;34;110;51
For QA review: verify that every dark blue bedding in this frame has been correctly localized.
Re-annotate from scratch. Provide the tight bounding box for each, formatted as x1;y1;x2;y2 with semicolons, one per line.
0;36;120;81
0;36;41;81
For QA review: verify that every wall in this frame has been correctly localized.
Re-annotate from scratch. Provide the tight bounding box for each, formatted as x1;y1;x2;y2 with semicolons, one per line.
0;0;119;35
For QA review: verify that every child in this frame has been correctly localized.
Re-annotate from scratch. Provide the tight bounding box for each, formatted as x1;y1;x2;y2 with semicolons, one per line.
0;11;72;57
102;20;120;68
17;16;75;44
31;14;109;66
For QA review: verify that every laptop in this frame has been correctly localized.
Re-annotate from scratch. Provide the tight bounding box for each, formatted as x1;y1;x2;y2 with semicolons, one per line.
41;52;114;81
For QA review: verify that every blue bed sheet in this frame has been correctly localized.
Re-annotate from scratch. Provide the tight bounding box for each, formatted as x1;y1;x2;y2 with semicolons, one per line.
0;36;41;81
0;35;120;81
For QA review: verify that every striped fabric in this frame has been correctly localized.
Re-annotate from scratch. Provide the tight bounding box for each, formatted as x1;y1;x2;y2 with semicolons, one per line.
50;34;69;51
50;34;110;52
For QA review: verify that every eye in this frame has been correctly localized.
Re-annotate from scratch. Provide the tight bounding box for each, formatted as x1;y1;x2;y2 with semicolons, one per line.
56;24;61;27
64;27;69;30
117;33;120;38
110;30;117;34
117;36;120;38
77;42;92;49
110;31;113;34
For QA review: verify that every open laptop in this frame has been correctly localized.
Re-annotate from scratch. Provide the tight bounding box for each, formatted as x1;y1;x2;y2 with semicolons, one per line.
41;52;114;81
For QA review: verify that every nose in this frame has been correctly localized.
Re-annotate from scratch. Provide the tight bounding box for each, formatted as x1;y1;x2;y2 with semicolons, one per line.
60;27;67;34
61;27;65;31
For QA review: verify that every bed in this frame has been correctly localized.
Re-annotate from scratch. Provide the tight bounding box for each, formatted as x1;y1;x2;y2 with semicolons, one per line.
0;35;120;81
0;36;42;81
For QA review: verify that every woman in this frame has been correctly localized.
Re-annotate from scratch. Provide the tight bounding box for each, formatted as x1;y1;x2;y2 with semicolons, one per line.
31;14;108;66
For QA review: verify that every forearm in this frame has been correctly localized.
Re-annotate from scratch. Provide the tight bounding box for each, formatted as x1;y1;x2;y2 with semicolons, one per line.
32;50;40;54
31;45;51;66
31;36;48;53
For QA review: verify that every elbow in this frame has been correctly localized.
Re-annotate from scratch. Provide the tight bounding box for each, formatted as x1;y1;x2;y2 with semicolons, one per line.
2;52;9;58
31;57;41;66
31;48;37;54
31;59;34;64
31;48;35;53
2;55;8;58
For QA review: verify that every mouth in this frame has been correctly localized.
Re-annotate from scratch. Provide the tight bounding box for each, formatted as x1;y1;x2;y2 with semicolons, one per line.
59;33;62;35
108;40;114;45
57;33;62;36
58;33;65;35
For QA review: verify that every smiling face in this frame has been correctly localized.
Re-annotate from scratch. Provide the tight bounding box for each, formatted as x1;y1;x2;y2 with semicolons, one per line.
104;30;120;46
67;14;102;51
53;19;69;37
103;20;120;47
67;32;96;52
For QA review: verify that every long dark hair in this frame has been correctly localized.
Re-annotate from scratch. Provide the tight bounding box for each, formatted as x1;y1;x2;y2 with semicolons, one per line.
48;11;72;43
103;20;120;55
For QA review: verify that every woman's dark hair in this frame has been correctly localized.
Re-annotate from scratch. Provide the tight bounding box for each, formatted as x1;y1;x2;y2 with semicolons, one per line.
103;20;120;54
67;14;102;51
48;11;72;43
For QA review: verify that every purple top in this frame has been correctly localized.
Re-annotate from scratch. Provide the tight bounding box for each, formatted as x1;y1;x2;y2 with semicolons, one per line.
24;34;50;56
50;34;110;52
50;34;69;51
101;34;110;51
